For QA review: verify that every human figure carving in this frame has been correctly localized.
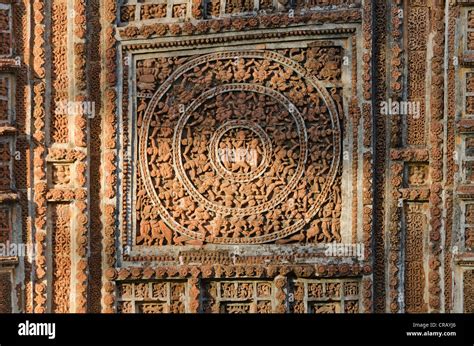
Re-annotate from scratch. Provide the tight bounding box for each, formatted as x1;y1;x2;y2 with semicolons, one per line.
137;59;158;92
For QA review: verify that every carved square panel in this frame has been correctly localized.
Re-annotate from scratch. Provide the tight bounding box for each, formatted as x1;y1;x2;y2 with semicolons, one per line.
172;3;187;18
117;280;187;313
129;46;345;252
140;3;167;20
48;163;72;187
224;0;253;14
310;302;341;313
405;163;429;187
117;20;365;312
291;278;360;313
202;279;274;313
120;5;136;22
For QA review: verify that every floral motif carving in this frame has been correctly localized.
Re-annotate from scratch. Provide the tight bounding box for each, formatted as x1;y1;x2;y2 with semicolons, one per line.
51;204;71;313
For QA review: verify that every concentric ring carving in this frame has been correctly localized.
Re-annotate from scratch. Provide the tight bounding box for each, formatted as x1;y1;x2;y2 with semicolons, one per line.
138;50;341;244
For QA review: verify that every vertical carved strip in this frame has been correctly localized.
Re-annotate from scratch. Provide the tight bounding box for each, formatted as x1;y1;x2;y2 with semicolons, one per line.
0;207;10;244
428;4;445;313
12;0;30;313
349;54;360;249
444;2;459;313
362;151;373;312
31;0;47;307
0;271;12;313
464;270;474;313
121;54;130;254
100;0;118;313
362;0;372;102
389;0;403;147
74;198;88;312
72;0;88;314
404;203;427;313
188;277;200;313
51;203;71;313
351;21;359;246
406;1;428;146
372;0;387;313
103;203;116;312
51;0;69;143
33;180;47;314
0;4;12;56
361;0;374;313
386;0;404;313
274;275;287;313
351;99;360;244
86;0;102;313
388;162;403;312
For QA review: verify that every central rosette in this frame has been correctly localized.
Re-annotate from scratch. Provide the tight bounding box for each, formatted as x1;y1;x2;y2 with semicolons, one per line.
212;121;269;178
174;87;307;216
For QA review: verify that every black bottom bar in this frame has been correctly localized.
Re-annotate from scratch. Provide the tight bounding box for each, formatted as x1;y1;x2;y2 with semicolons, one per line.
0;313;473;345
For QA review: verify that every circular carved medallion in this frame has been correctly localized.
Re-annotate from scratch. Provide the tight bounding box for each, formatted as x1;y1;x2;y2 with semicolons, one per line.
139;51;341;244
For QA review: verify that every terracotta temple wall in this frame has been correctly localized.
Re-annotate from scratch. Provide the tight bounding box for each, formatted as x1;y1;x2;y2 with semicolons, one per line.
0;0;472;313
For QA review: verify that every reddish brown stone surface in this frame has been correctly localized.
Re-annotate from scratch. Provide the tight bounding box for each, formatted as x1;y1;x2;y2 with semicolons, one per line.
0;0;472;314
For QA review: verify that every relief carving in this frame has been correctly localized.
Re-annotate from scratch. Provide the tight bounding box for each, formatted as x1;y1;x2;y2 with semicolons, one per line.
0;75;10;123
291;279;360;313
404;203;427;313
117;281;187;313
407;164;429;187
135;49;342;246
51;204;71;313
0;7;11;56
202;280;273;313
50;164;72;186
464;270;474;313
0;207;11;245
0;272;11;313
